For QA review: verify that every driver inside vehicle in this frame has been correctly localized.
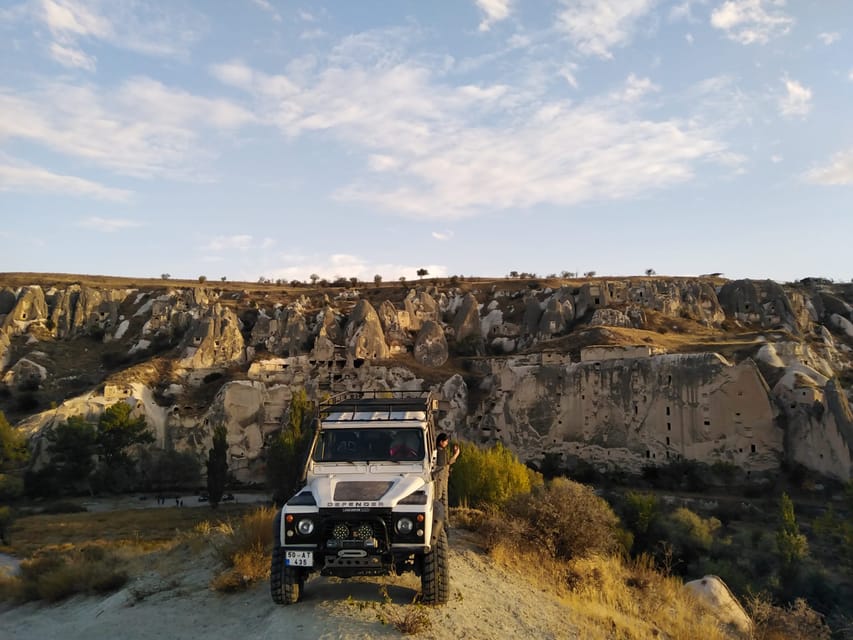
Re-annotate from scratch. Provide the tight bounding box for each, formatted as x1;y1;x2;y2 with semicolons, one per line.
389;432;422;459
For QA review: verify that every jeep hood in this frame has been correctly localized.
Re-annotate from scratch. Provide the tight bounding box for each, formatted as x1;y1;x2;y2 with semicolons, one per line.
305;474;427;508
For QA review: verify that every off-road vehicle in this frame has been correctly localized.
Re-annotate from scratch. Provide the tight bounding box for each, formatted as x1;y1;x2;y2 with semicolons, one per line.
270;390;449;605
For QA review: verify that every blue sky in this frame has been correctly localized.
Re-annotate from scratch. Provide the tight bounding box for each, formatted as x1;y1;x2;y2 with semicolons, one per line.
0;0;851;284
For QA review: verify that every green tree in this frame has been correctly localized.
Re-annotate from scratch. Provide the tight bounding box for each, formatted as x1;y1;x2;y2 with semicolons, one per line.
0;411;29;543
97;402;154;469
777;492;808;578
46;416;98;490
267;389;314;505
206;425;228;509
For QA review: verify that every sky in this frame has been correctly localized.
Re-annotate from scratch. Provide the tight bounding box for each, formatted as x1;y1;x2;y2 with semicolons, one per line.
0;0;851;285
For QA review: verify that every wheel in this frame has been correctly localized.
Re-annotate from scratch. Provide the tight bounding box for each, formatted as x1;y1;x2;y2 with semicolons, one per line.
420;527;449;605
270;548;304;605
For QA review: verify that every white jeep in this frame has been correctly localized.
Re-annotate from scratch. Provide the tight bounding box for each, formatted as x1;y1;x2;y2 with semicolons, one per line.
270;391;450;605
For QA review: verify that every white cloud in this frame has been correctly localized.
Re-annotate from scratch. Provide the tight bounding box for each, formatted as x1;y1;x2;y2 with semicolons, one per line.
0;162;131;201
250;0;281;22
476;0;511;32
559;63;580;89
49;42;96;71
300;29;327;40
778;77;812;118
368;155;399;171
41;0;111;39
685;33;694;45
77;216;142;231
710;0;793;45
818;32;840;45
556;0;658;59
804;149;853;185
24;0;206;68
213;44;729;220
0;78;254;179
432;231;454;241
619;74;660;102
205;235;255;251
770;154;782;163
266;253;447;283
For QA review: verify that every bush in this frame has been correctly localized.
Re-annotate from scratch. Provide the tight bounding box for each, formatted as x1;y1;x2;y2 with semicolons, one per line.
747;593;831;640
6;544;128;603
485;477;624;561
449;442;540;508
210;506;276;592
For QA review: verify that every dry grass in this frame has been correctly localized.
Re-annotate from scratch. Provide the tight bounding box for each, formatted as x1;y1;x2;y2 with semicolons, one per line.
486;535;744;640
0;504;257;603
209;506;276;592
375;585;432;635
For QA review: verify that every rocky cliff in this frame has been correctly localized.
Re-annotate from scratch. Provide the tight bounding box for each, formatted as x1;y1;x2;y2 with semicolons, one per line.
2;273;851;484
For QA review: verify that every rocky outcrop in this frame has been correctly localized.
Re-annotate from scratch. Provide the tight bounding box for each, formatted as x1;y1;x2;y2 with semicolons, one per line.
344;300;389;360
684;575;752;638
467;351;782;475
378;300;412;354
414;320;449;367
181;304;245;369
404;290;439;331
718;279;806;335
1;286;48;334
589;308;633;328
452;294;483;353
3;274;853;485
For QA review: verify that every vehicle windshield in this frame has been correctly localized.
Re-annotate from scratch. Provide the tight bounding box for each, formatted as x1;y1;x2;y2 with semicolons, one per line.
313;428;425;462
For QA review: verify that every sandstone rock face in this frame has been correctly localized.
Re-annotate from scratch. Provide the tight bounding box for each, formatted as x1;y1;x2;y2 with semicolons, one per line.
0;288;18;315
404;290;439;331
452;293;482;345
2;357;48;386
589;308;632;328
538;297;571;338
414;320;449;367
378;300;412;353
465;351;782;475
344;300;389;360
3;275;852;486
718;279;805;334
684;575;752;638
181;304;245;369
1;286;48;334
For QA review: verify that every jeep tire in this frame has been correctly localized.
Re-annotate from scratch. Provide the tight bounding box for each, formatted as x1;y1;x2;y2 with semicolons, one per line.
270;548;304;605
420;527;449;604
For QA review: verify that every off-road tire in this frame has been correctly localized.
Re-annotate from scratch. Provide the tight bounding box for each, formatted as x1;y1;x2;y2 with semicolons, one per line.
270;548;304;604
421;527;449;604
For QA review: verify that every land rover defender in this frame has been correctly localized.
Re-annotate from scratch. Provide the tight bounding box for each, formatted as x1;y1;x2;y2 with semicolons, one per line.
270;391;449;605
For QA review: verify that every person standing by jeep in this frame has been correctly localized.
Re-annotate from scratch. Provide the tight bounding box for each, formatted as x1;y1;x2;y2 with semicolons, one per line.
434;433;459;507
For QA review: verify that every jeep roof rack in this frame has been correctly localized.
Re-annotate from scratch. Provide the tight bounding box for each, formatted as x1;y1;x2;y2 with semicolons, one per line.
318;390;442;422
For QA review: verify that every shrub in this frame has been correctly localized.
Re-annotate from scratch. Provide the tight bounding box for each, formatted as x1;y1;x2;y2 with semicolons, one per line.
210;506;275;592
7;544;128;603
486;477;623;561
747;592;831;640
449;442;539;508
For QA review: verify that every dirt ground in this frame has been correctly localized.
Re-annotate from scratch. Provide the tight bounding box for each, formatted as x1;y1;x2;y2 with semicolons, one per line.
0;527;576;640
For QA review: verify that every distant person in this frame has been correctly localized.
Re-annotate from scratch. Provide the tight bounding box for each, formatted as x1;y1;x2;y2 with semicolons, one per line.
434;433;459;506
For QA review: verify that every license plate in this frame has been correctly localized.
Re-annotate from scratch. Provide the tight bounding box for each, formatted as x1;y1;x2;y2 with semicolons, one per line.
285;550;313;567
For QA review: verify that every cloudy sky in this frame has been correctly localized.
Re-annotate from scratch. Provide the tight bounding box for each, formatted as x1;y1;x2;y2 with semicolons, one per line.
0;0;851;283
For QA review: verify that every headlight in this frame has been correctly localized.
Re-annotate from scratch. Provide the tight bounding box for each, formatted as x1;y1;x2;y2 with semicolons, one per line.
297;518;315;535
396;517;414;535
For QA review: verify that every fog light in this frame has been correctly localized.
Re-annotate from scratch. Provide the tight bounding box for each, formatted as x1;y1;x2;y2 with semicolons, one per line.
297;519;315;535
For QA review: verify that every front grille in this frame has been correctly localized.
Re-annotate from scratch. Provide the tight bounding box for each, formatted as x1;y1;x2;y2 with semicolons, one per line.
319;509;393;551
